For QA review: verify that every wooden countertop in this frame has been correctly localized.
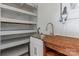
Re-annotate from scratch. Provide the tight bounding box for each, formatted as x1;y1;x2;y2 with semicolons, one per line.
43;35;79;56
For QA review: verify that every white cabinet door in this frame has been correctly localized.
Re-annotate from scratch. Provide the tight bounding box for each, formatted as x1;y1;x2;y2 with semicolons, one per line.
30;37;43;56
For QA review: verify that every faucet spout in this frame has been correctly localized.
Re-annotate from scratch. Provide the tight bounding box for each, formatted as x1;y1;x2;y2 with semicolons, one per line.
46;23;54;35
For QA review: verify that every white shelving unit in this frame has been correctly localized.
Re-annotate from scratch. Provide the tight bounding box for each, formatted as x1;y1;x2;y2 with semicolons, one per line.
0;18;37;24
0;3;37;56
0;4;37;16
21;53;29;56
1;38;29;50
26;3;38;8
1;30;36;36
1;44;28;56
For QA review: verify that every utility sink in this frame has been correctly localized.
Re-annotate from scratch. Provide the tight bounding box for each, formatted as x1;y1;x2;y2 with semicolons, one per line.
32;34;46;39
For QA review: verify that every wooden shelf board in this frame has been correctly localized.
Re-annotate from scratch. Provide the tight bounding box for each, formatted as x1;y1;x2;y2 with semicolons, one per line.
46;51;58;56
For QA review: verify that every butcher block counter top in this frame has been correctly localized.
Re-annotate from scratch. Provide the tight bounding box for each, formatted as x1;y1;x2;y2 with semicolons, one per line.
43;35;79;56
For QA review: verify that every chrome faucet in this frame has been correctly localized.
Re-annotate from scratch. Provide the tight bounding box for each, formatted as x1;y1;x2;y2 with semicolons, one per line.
37;27;40;34
46;23;54;35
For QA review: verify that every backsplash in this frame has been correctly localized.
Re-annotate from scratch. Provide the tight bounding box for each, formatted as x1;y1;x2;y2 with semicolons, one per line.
37;3;79;38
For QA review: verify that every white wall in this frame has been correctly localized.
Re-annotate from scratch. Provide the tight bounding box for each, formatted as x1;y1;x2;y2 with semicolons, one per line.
37;3;53;35
37;3;79;38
